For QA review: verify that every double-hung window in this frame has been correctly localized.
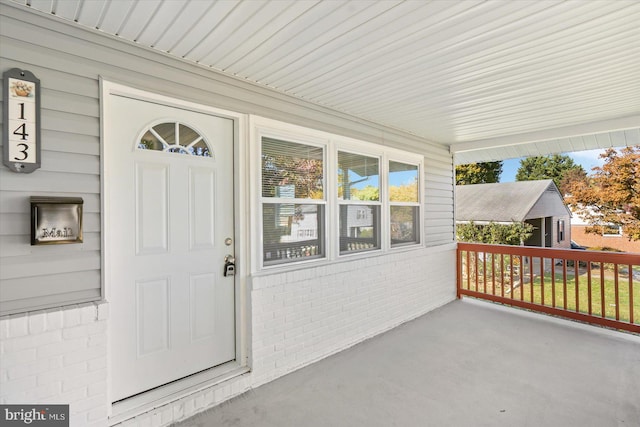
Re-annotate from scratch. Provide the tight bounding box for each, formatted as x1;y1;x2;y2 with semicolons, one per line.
261;137;325;266
256;119;423;270
389;161;420;246
338;151;381;254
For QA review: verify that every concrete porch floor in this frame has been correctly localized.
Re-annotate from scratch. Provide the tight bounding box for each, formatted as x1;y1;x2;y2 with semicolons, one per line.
175;299;640;427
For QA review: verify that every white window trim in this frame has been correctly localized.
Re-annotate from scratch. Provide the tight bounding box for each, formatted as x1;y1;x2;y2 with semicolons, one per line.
250;116;424;274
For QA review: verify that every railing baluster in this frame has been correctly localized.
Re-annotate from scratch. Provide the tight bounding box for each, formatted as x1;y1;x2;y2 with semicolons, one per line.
466;250;470;291
491;252;496;296
510;255;514;300
629;264;634;325
600;262;605;318
540;257;545;306
457;249;462;298
483;251;487;294
575;260;579;314
474;252;479;292
551;258;556;308
500;253;504;298
614;264;620;321
519;255;524;302
587;261;592;316
563;259;568;310
529;256;534;303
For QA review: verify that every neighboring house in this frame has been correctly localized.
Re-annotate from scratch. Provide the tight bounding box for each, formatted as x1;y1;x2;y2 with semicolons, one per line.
456;180;572;248
570;210;640;253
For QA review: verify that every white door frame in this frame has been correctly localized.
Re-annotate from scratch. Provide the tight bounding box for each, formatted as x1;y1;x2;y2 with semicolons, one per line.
100;79;250;421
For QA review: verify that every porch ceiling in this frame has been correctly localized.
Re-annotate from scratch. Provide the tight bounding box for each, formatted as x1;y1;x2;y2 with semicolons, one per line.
10;0;640;162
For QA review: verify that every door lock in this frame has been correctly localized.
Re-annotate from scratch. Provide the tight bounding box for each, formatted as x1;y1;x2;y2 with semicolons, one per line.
223;255;236;277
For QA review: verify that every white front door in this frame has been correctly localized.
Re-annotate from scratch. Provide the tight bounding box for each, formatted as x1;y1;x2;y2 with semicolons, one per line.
106;93;236;402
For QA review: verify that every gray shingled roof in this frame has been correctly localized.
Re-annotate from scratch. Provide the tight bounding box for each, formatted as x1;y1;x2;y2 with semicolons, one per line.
456;180;564;223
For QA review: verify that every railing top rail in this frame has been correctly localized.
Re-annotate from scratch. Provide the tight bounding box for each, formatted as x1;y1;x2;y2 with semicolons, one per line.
457;242;640;265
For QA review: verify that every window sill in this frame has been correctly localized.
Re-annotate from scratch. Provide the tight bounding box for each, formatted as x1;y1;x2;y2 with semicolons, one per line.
251;242;456;280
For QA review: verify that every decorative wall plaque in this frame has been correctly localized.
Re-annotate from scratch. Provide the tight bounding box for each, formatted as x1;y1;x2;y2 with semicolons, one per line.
31;197;83;245
3;68;41;173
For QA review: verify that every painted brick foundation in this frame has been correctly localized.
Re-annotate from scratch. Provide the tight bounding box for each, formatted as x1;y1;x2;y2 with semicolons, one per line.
0;245;455;426
0;303;109;426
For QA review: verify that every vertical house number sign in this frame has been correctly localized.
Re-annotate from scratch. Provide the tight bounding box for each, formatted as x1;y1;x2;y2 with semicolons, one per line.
3;68;41;173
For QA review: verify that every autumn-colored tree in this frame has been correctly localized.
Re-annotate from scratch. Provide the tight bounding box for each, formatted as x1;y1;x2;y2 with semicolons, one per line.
389;179;418;202
566;146;640;241
262;154;323;199
516;154;585;190
455;161;502;185
558;167;588;196
349;185;379;201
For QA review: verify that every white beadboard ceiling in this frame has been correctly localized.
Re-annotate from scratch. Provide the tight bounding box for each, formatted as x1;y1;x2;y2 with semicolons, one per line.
10;0;640;163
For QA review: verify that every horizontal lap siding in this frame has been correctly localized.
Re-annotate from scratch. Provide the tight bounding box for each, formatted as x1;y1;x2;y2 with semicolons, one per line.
424;149;454;246
0;14;102;313
0;6;454;315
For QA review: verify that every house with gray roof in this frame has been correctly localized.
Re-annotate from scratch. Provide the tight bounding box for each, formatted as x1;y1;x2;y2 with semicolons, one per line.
456;180;572;248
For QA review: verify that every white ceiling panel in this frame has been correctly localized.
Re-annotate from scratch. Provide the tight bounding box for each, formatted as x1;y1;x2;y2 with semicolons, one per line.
150;1;213;52
95;0;134;35
8;0;640;161
134;1;187;47
75;0;106;28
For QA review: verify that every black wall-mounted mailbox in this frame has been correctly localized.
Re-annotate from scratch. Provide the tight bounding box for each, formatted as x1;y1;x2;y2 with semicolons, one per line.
31;197;83;245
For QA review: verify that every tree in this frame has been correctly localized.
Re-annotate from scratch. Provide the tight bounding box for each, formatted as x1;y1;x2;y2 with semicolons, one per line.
565;146;640;241
515;154;585;190
456;221;534;245
456;161;502;185
558;167;588;196
349;185;379;201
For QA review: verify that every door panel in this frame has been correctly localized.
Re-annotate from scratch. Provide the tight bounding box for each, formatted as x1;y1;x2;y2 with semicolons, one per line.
189;168;216;250
135;162;169;254
107;94;235;402
136;277;170;356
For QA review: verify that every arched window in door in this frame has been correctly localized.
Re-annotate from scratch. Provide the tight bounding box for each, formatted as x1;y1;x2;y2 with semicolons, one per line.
137;121;212;157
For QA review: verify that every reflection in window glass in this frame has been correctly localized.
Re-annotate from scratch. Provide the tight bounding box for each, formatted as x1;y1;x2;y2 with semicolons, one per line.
338;152;379;201
138;122;211;157
262;138;324;199
389;161;418;202
262;203;324;265
390;206;419;246
339;205;380;254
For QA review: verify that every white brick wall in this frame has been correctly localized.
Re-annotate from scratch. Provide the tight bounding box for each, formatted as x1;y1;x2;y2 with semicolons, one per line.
1;245;455;427
249;245;456;386
0;303;108;427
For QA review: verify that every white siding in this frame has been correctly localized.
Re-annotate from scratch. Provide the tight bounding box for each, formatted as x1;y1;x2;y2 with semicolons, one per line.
424;151;455;246
526;190;572;219
1;5;454;314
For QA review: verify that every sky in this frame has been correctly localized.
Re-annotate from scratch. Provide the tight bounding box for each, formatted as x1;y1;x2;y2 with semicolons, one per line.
500;148;610;182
